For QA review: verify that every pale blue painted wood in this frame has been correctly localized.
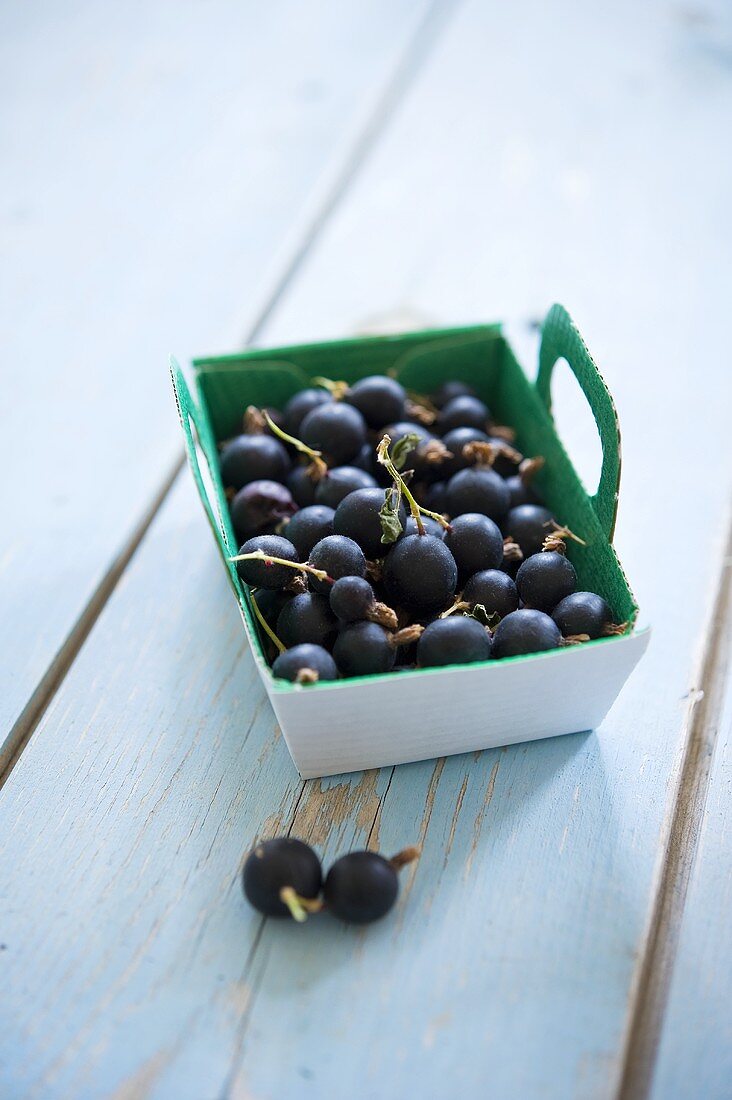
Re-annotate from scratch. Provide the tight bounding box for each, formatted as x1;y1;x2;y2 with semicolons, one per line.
0;0;430;762
1;1;731;1099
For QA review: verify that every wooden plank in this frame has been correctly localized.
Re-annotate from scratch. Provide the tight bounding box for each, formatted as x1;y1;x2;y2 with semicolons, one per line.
1;1;732;1098
0;0;431;767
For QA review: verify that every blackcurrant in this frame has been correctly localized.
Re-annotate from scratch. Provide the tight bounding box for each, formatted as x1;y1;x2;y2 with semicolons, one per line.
333;487;407;559
424;480;448;514
486;438;521;478
402;515;446;540
300;402;367;466
552;591;612;639
242;837;322;918
462;569;519;618
443;512;503;581
287;465;317;508
230;480;297;542
345;375;406;429
323;851;398;923
277;593;338;648
506;473;542;509
417;616;491;668
352;442;377;476
220;434;290;490
235;534;299;589
383;421;438;478
329;576;395;628
445;468;509;524
516;551;577;613
253;587;291;626
283;388;331;436
333;621;396;676
271;643;338;684
284;505;335;558
503;504;554;558
437;395;490;433
440;426;492;477
307;534;366;596
491;608;561;658
432;380;477;409
383;534;458;612
314;466;377;509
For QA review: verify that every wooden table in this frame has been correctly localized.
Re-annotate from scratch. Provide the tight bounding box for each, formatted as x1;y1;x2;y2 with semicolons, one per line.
2;2;731;1097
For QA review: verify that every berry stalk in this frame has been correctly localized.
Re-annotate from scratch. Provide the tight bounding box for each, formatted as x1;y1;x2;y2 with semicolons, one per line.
376;434;451;536
263;410;328;480
229;549;332;584
249;590;286;654
279;885;324;922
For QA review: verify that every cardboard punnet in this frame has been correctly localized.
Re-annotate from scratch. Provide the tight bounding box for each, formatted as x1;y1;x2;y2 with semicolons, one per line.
172;305;650;779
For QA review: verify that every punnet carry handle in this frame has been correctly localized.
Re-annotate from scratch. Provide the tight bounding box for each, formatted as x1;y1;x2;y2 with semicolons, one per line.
170;357;238;579
536;304;621;542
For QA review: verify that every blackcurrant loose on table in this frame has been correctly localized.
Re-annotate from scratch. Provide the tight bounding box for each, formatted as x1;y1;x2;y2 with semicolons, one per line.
230;480;297;542
220;434;290;490
432;380;477;409
443;512;503;581
437;394;490;433
314;466;377;509
445;467;510;524
516;551;577;613
333;621;397;676
491;608;562;658
462;569;519;619
283;505;335;558
333;487;407;559
323;847;420;924
417;616;491;668
277;592;338;648
287;465;318;508
383;534;458;612
329;576;397;628
345;375;406;429
552;591;613;639
503;504;555;558
234;534;299;589
300;402;367;466
271;643;338;684
283;388;332;436
307;534;366;594
242;837;323;920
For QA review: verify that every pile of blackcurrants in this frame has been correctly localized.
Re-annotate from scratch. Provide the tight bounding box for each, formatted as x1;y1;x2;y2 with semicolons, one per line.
222;374;626;684
242;836;420;923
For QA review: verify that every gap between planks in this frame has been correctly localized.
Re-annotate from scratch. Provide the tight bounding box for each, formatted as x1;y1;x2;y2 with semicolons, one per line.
0;0;459;791
617;505;732;1100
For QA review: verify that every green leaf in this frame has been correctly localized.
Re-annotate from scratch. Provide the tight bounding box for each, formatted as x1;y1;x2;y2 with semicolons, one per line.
391;432;421;471
470;604;500;630
379;486;404;544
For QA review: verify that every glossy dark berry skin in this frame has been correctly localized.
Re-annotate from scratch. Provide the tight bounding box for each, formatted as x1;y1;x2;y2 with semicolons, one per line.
463;570;519;619
333;621;396;676
314;466;377;509
220;434;290;490
383;534;458;612
503;504;554;558
491;608;561;658
283;388;331;435
271;644;338;683
402;515;446;540
242;837;322;917
277;593;338;648
230;480;297;542
552;592;612;639
516;551;577;613
383;421;437;479
432;380;477;409
440;426;492;477
235;534;299;589
486;437;521;478
445;468;510;524
300;402;367;466
287;465;317;507
424;480;448;514
323;851;398;923
443;512;503;581
284;505;335;559
253;587;291;627
346;375;406;429
437;395;490;433
505;474;542;509
333;487;407;560
329;576;377;622
417;616;492;668
307;534;367;595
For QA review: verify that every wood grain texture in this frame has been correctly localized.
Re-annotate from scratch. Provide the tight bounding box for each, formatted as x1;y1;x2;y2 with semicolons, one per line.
2;1;732;1098
0;0;430;765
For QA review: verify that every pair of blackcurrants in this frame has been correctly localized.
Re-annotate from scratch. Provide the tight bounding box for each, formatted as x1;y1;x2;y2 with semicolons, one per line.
242;836;419;924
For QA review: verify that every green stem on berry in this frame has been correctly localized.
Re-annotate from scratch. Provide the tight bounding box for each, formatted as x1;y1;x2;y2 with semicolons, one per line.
262;410;328;480
229;550;332;584
249;590;286;654
311;376;349;400
279;886;323;922
376;435;451;535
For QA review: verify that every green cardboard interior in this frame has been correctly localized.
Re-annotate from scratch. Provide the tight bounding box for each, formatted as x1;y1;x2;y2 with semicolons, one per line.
174;307;638;689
